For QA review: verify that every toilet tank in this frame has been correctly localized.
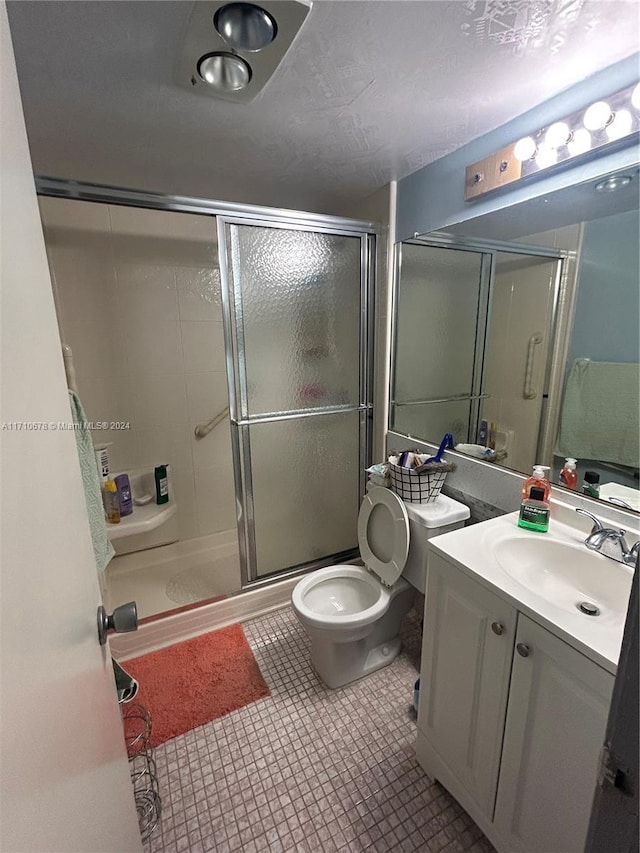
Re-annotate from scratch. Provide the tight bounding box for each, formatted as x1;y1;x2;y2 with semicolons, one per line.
402;494;470;593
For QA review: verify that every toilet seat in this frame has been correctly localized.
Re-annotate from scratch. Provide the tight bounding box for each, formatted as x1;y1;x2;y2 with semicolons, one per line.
358;487;410;587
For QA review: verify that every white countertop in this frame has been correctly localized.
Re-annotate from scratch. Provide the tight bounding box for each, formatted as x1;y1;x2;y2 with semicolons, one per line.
428;510;636;675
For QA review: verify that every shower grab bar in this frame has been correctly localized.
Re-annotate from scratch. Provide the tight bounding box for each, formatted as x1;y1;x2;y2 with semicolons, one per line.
523;333;543;400
62;343;78;393
194;406;230;439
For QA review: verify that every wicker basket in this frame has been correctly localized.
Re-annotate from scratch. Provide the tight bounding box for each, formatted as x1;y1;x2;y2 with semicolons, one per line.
388;460;453;504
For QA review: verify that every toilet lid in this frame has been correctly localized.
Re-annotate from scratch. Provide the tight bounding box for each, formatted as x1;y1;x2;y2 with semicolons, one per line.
358;487;409;587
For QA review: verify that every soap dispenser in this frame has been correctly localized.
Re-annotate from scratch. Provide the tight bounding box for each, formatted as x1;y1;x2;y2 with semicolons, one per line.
559;458;578;490
521;465;551;502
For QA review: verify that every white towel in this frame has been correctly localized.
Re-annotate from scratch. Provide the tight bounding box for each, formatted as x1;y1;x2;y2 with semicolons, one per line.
555;359;639;468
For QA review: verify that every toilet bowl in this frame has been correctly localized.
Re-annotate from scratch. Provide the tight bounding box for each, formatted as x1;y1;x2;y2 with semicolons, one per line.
292;487;469;688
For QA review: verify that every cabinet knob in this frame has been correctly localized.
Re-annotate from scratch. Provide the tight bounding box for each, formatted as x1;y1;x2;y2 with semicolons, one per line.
516;643;530;658
491;621;504;636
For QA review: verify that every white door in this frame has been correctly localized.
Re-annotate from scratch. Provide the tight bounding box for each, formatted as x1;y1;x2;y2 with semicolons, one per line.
494;615;614;853
0;5;141;851
416;554;517;815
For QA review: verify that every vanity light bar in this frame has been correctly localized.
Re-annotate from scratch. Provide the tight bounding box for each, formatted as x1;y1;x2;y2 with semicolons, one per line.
464;82;640;201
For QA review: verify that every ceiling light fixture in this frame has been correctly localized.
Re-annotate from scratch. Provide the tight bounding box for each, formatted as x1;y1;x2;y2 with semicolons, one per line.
198;52;252;92
595;174;633;192
465;81;640;201
214;2;277;51
177;0;311;104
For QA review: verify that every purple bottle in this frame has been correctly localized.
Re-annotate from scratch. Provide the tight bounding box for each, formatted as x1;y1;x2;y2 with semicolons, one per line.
114;473;133;517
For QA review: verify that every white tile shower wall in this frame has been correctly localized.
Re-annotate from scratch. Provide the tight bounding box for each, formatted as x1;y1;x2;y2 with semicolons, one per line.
39;197;235;544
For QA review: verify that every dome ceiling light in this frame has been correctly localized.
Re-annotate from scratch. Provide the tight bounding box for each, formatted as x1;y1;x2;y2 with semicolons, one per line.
176;0;311;104
465;80;640;201
595;174;633;193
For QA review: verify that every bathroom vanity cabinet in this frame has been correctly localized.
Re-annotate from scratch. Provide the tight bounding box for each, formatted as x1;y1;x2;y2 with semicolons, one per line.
416;552;614;853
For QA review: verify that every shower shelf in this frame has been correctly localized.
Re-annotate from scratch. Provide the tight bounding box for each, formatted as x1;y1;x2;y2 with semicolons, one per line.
106;500;177;542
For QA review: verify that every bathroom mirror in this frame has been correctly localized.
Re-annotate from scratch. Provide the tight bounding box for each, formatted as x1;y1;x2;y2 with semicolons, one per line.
390;164;640;512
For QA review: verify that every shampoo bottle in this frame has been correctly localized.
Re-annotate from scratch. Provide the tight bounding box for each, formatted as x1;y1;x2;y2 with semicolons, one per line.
518;486;550;533
155;464;169;505
559;458;578;490
114;473;133;516
103;478;121;524
521;465;551;502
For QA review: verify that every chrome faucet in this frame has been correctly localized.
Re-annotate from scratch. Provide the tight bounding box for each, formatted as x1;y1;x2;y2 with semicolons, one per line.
575;508;640;567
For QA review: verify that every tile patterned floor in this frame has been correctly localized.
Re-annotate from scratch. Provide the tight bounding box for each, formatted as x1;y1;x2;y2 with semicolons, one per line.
143;605;494;853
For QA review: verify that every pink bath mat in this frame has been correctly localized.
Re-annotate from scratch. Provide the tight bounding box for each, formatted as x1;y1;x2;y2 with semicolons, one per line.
123;623;270;747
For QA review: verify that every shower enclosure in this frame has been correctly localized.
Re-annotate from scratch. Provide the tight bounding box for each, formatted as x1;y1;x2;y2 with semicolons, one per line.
219;219;373;583
37;178;375;613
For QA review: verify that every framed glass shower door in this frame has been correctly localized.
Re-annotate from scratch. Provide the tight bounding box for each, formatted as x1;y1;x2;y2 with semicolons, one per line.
218;219;372;582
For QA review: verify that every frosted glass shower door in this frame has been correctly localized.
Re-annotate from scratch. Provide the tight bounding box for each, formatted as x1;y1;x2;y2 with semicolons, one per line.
220;220;371;581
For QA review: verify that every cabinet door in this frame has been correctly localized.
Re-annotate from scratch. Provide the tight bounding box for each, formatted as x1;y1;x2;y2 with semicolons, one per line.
417;554;517;815
494;615;614;853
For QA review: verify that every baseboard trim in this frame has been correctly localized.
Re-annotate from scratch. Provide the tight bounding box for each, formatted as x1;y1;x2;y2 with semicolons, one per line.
110;575;298;660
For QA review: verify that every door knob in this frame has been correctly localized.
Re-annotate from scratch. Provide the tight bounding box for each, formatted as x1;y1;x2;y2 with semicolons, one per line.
516;643;530;658
491;622;504;636
97;602;138;645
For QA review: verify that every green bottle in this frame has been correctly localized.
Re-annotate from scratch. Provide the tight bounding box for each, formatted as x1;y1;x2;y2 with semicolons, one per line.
518;486;550;533
154;464;169;505
582;470;600;499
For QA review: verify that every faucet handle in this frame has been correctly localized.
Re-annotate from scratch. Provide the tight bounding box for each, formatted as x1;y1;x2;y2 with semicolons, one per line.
575;508;603;533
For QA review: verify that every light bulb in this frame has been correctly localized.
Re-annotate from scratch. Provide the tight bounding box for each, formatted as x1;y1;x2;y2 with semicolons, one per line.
514;136;537;161
545;121;571;149
214;3;277;52
583;101;613;131
632;82;640;110
535;144;557;169
606;109;633;141
197;53;251;92
567;128;591;157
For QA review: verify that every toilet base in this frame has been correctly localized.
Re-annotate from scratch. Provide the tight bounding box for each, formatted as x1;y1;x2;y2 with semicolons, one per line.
307;582;415;689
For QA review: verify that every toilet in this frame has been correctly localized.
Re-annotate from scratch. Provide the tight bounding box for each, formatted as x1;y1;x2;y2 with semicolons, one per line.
291;487;469;688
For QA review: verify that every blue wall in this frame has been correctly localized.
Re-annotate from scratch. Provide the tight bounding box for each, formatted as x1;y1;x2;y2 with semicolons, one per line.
396;54;640;241
568;207;640;367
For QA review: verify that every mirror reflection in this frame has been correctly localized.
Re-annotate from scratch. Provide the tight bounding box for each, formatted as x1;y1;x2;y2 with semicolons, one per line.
391;167;640;511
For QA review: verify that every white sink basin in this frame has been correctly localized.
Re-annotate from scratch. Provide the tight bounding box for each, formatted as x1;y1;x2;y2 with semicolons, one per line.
493;536;632;624
428;509;638;673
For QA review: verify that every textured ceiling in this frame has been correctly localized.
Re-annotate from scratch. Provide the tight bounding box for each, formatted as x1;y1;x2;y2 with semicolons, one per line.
7;0;640;215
